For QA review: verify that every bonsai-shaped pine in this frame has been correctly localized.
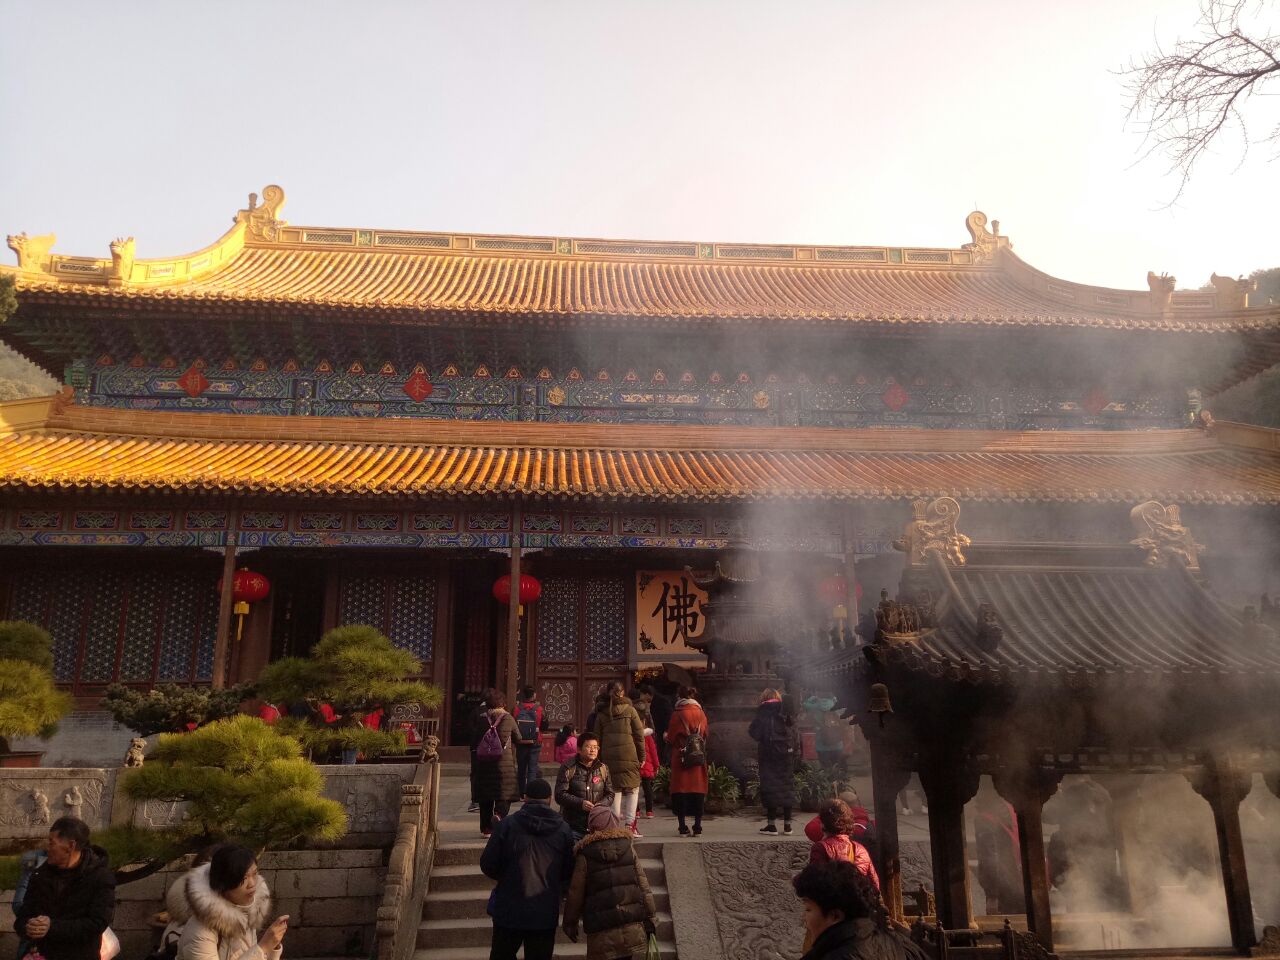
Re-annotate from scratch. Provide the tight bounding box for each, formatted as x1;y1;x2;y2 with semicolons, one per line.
255;624;442;760
121;714;347;855
102;682;254;736
0;621;73;756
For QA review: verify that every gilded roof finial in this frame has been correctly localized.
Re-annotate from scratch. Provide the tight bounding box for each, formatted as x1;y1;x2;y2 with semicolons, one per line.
962;211;1010;265
1146;272;1175;312
893;496;970;566
236;184;287;242
6;232;56;273
1209;273;1256;311
108;237;135;286
1129;500;1201;570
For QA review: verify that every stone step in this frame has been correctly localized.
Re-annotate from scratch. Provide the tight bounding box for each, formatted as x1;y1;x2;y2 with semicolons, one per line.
433;839;665;867
428;857;665;893
425;884;670;921
414;941;677;960
418;913;674;950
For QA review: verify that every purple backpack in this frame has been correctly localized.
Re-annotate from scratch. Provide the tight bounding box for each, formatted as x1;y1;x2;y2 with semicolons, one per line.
477;716;506;761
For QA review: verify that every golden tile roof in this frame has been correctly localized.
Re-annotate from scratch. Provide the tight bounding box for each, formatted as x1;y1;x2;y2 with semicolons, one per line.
3;397;1278;504
6;186;1278;333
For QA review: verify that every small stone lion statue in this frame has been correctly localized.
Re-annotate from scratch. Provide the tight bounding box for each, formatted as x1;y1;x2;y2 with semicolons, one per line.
124;737;147;768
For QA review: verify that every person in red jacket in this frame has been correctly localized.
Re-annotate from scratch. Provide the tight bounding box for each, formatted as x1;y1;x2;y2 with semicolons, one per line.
637;721;660;825
804;799;879;889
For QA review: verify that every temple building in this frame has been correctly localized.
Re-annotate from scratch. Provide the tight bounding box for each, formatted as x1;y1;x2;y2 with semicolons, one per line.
6;186;1280;947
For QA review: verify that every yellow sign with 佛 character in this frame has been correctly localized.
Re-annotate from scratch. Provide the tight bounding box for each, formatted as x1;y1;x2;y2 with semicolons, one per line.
634;570;708;667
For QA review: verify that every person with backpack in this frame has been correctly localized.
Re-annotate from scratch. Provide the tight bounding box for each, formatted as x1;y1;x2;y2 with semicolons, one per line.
479;779;576;960
748;687;798;835
473;690;521;837
554;732;615;839
664;685;709;836
591;681;646;837
513;686;545;796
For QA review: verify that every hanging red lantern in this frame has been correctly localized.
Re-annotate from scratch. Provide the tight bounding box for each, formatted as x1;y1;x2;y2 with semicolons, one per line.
219;569;272;605
218;569;272;646
493;573;542;606
817;574;848;606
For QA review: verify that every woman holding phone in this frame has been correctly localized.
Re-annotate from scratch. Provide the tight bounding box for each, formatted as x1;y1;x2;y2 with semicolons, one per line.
176;845;289;960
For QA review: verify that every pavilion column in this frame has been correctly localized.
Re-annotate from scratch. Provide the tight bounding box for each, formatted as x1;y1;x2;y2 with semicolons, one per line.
503;501;523;709
1101;775;1143;913
994;766;1063;951
212;516;238;690
1189;754;1256;954
868;735;912;921
919;751;980;930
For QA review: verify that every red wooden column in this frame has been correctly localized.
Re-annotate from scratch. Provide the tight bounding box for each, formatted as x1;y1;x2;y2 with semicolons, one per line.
1189;754;1257;954
211;512;239;689
503;501;523;709
868;734;912;921
994;766;1063;951
919;752;980;930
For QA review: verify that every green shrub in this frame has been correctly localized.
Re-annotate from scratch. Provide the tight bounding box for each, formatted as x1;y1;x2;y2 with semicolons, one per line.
121;714;347;852
793;761;851;811
705;763;741;812
256;625;440;762
102;683;254;736
0;855;19;893
0;623;73;752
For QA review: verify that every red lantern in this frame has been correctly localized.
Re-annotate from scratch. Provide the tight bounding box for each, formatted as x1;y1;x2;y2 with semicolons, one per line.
493;574;542;606
219;569;271;604
217;569;271;646
817;575;848;606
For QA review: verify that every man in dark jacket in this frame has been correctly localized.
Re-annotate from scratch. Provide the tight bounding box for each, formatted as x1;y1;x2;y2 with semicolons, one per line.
553;732;615;838
479;778;575;960
14;817;116;960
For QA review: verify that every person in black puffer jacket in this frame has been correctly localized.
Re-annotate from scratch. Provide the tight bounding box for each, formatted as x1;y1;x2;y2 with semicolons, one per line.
554;732;615;838
792;861;926;960
562;806;656;960
13;817;116;960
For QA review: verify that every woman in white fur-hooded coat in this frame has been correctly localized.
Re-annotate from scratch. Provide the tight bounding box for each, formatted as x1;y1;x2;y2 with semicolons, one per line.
176;847;286;960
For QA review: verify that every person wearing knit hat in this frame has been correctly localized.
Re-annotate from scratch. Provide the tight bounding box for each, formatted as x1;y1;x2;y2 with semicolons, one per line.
480;778;576;960
563;794;657;960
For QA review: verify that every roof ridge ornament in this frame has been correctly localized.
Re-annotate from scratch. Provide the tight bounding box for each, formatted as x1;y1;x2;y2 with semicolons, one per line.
6;232;56;273
108;237;135;286
1146;271;1175;313
894;496;970;566
236;184;287;242
962;211;1010;265
1129;500;1201;570
1209;273;1256;311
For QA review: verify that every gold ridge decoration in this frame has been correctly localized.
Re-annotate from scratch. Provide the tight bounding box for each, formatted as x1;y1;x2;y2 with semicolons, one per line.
108;237;135;286
962;211;1010;265
1209;273;1256;311
894;496;970;566
1129;500;1201;570
236;185;287;242
1147;271;1176;312
6;232;56;273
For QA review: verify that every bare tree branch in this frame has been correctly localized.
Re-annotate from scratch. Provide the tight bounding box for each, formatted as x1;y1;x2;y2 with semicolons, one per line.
1123;0;1280;200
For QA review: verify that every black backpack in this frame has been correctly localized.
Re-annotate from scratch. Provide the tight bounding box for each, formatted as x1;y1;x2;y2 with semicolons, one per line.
680;717;707;768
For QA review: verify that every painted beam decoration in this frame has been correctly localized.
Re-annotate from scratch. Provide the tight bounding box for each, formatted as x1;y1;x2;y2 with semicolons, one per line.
635;571;708;668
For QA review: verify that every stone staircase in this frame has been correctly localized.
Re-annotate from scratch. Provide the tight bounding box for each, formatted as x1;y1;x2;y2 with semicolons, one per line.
415;839;678;960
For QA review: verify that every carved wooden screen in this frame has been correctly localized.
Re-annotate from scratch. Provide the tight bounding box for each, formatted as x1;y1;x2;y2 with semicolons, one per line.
6;562;219;693
336;572;437;673
533;572;630;730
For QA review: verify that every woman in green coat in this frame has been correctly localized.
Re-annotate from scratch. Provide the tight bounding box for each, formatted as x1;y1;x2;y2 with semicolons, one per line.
591;680;646;834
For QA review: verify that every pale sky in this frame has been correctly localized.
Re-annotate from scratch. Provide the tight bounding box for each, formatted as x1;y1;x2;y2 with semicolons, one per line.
1;0;1276;291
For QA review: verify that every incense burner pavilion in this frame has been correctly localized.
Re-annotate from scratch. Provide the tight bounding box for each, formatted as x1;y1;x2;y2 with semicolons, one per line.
3;187;1280;949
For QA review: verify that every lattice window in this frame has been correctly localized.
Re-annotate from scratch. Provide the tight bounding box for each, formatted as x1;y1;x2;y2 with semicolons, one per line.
339;573;437;665
120;574;164;681
8;565;217;686
584;577;627;662
80;572;127;683
340;576;387;629
388;576;436;662
537;577;580;661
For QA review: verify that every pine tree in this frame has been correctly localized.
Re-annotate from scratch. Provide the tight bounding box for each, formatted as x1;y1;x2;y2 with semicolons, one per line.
0;621;73;755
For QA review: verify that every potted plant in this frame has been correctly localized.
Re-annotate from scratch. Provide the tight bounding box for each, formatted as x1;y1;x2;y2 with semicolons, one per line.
256;624;442;763
0;621;72;767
